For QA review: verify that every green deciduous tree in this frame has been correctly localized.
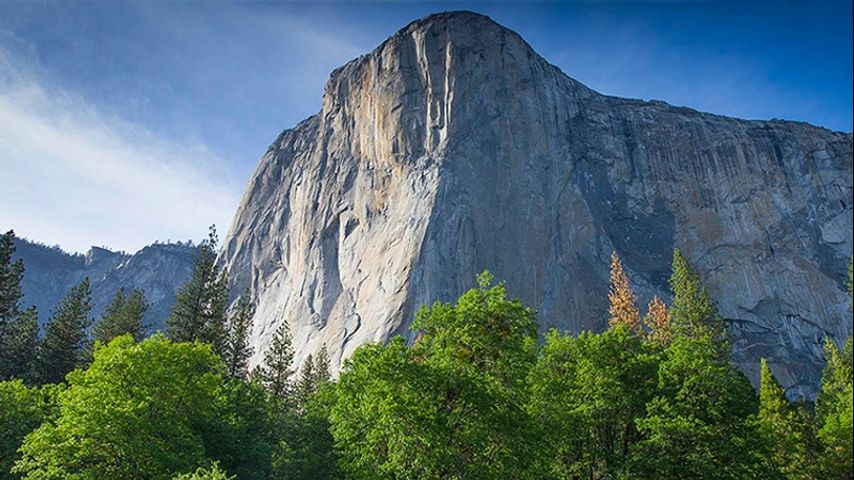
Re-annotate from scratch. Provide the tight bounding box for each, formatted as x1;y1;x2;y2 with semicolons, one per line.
330;272;542;480
172;463;234;480
93;287;149;344
34;278;93;385
527;325;661;478
0;380;62;480
14;334;271;480
626;333;768;479
167;226;228;354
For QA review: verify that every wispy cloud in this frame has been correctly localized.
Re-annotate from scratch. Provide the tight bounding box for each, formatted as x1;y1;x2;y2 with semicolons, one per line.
0;46;242;254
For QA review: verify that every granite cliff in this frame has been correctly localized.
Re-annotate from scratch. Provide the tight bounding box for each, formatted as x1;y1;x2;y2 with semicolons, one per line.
221;11;853;399
13;238;196;331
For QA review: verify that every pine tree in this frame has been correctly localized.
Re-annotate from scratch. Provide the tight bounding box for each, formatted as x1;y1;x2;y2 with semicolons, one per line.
224;293;255;378
0;230;42;382
847;258;853;305
815;337;853;478
203;270;229;356
643;296;672;344
93;288;149;344
314;344;331;385
669;249;727;352
167;226;228;354
0;306;39;383
0;230;25;330
255;321;295;405
35;278;93;384
296;354;316;408
607;252;641;332
294;347;331;410
758;358;819;479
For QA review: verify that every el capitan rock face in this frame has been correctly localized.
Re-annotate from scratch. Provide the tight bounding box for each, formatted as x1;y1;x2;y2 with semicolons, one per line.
221;11;853;400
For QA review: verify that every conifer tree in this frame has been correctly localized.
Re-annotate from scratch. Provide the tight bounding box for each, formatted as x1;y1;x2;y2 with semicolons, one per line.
1;229;24;366
255;321;295;405
848;258;852;302
669;249;727;351
0;306;39;383
607;252;641;332
203;270;229;356
93;288;149;344
758;358;819;479
643;296;672;344
167;226;228;354
0;230;25;333
224;293;255;379
35;278;93;384
0;230;42;382
296;354;316;408
815;337;853;478
314;344;331;385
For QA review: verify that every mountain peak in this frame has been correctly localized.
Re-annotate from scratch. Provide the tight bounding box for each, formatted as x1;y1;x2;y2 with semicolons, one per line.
395;10;505;35
224;12;853;401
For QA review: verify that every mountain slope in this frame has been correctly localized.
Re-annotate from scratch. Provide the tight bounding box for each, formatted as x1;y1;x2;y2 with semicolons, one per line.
221;11;853;399
13;239;196;331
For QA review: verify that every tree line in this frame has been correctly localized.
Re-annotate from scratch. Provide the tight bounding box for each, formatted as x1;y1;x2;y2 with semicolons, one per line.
1;228;852;479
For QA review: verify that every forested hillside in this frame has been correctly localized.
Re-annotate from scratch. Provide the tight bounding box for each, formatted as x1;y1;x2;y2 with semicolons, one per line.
1;229;852;479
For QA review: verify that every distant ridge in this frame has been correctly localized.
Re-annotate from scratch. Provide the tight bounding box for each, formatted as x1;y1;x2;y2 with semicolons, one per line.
13;238;197;331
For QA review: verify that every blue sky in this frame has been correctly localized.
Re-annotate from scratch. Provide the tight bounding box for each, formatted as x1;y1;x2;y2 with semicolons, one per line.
1;1;851;253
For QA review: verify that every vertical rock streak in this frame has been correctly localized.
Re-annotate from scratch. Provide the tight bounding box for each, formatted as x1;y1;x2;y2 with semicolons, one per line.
221;12;853;399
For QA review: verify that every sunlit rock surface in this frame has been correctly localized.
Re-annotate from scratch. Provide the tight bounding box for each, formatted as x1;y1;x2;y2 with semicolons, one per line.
221;11;853;400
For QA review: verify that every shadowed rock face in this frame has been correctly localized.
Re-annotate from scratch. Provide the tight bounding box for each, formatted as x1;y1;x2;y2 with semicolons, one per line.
13;239;196;332
221;11;853;400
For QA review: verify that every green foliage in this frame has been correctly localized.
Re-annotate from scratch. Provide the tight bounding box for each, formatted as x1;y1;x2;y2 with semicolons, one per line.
92;287;150;344
167;226;228;354
757;359;820;479
223;294;254;379
848;258;852;302
0;231;25;332
0;381;62;480
0;307;39;383
14;335;272;480
2;249;851;479
411;272;538;385
0;230;39;383
626;333;767;479
270;382;341;480
172;463;234;480
293;347;333;411
34;278;93;385
669;249;727;355
816;337;853;478
527;325;661;478
331;273;542;480
254;321;295;406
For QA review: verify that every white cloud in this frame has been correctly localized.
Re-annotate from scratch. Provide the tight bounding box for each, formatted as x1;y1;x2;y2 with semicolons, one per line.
0;48;242;254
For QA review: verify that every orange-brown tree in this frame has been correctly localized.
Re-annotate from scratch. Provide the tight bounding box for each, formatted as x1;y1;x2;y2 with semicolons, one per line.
608;252;641;333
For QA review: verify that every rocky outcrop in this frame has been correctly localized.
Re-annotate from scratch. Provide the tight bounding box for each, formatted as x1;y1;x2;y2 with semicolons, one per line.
13;239;196;331
221;11;853;400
